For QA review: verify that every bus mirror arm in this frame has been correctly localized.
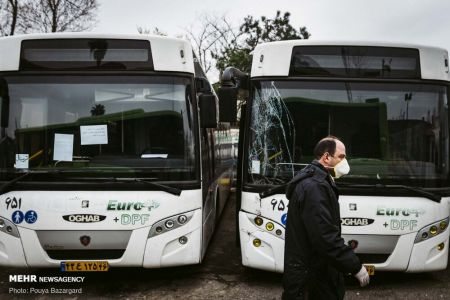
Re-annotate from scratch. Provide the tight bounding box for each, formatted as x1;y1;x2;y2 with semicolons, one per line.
218;67;248;123
220;67;249;90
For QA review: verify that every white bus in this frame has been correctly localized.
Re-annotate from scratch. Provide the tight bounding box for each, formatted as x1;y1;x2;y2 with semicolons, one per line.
218;40;450;273
0;33;235;270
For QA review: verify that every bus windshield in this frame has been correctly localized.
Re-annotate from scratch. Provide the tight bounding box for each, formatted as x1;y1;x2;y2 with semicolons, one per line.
0;75;197;181
247;80;449;187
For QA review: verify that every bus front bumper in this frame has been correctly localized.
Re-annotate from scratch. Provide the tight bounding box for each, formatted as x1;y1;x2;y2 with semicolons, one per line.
239;211;449;273
0;209;203;269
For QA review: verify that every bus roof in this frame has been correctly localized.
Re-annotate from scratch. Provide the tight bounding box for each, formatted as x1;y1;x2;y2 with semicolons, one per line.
0;33;195;74
251;40;449;81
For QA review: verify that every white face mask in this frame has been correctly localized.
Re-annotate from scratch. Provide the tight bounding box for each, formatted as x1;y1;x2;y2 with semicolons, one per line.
333;158;350;178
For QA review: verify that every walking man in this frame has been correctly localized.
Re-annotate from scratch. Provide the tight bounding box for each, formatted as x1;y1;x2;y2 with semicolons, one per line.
282;136;369;300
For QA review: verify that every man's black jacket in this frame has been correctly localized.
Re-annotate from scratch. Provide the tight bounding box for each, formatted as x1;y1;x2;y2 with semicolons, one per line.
284;160;361;281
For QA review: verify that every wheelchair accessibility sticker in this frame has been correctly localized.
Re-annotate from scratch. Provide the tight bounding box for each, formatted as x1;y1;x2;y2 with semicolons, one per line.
25;210;38;224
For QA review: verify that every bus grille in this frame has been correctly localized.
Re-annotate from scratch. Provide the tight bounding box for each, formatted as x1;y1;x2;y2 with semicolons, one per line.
356;254;390;264
46;250;125;260
37;230;131;260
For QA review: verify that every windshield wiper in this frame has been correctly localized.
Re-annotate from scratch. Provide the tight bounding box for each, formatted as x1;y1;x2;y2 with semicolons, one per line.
338;183;442;202
259;182;289;198
0;171;32;195
0;173;182;196
0;170;67;195
0;136;8;146
112;177;182;196
257;164;310;198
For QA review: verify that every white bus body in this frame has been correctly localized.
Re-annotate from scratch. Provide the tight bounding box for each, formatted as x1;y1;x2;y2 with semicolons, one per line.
231;40;450;273
0;33;234;268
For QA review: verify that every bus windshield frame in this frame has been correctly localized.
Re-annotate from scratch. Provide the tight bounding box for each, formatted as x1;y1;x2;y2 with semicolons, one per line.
244;78;450;189
0;73;199;183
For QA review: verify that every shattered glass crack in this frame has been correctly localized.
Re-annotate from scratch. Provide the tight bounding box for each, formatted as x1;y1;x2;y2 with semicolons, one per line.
249;81;295;184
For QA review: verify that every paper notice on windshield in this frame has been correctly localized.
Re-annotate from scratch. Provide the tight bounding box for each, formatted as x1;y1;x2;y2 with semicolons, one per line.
251;160;260;174
53;134;73;161
15;154;29;169
80;125;108;145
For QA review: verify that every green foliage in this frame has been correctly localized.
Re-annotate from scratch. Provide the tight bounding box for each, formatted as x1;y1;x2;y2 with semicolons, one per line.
213;11;310;73
214;48;252;75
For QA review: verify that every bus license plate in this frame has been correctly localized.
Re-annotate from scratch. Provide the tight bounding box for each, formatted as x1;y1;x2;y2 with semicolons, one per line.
364;265;375;276
60;261;109;272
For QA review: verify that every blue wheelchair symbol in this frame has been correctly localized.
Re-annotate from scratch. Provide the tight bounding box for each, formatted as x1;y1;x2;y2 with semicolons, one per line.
281;213;287;225
25;210;38;224
12;211;24;224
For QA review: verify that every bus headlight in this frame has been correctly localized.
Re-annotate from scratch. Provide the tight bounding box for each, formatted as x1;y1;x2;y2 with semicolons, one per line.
165;220;174;229
440;220;448;231
254;217;263;226
0;217;20;238
178;215;188;224
248;214;284;239
430;226;438;235
265;222;274;231
148;211;195;238
415;217;449;243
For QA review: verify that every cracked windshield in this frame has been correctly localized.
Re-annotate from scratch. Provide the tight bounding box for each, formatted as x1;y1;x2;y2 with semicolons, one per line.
248;80;449;187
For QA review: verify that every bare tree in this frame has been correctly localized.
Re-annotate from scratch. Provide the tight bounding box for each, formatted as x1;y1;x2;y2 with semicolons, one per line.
0;0;26;36
22;0;98;33
135;13;238;78
0;0;11;35
185;13;240;76
137;26;167;36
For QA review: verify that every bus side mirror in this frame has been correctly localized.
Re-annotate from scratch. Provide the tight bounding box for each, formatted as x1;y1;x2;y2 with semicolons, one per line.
0;78;9;128
1;95;9;128
199;94;217;128
218;86;237;123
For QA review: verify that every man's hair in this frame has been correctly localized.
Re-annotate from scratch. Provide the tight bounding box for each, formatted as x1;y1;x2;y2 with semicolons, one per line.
313;135;341;159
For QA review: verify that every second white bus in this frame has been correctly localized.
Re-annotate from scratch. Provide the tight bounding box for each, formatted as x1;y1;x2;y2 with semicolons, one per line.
219;40;450;273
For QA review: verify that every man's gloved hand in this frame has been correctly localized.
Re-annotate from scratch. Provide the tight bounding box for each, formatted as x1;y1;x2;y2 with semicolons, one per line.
354;265;370;287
